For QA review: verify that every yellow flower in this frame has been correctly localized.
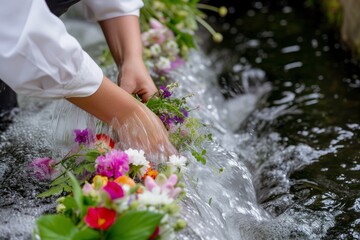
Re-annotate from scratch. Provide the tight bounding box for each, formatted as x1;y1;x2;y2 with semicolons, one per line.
92;175;108;190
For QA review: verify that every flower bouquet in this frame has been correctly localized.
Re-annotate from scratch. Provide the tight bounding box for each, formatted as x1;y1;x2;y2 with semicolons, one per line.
31;84;211;239
33;134;187;239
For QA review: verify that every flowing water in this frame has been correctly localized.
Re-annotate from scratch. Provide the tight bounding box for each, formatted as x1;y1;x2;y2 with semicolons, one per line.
1;1;360;239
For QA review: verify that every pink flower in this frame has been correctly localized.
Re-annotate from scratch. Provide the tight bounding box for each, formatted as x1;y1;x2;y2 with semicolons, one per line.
170;57;185;70
103;181;125;200
95;150;129;178
84;207;116;230
82;182;94;195
149;29;166;45
150;18;164;29
29;157;57;180
144;174;181;199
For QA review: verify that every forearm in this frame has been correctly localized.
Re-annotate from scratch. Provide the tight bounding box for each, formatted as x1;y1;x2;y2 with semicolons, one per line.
99;16;143;67
67;76;139;124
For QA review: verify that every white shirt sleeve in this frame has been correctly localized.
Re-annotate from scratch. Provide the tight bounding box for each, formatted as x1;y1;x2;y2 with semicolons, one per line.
80;0;144;21
0;0;103;99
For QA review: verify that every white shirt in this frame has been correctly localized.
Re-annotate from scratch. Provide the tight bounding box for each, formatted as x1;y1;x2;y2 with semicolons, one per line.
0;0;143;98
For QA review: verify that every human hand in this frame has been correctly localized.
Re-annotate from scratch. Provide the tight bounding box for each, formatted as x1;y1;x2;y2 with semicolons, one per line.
68;77;176;161
114;100;178;162
118;59;157;102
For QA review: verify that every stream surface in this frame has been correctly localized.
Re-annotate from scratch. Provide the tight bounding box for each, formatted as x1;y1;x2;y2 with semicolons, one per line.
1;1;360;239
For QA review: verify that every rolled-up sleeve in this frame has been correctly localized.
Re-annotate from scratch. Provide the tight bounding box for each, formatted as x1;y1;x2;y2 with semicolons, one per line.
80;0;144;21
0;0;103;99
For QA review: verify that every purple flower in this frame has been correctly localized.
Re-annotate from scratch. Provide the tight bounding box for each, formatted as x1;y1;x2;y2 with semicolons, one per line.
174;115;184;124
180;108;189;118
160;113;174;126
159;86;172;98
95;150;130;178
29;157;57;180
74;128;93;145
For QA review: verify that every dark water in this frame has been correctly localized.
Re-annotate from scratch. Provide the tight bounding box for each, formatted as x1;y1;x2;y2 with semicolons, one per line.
207;1;360;239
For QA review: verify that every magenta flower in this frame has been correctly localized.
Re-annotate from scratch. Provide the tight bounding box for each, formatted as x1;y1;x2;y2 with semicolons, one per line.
29;157;57;180
103;181;125;200
74;128;93;145
95;150;130;178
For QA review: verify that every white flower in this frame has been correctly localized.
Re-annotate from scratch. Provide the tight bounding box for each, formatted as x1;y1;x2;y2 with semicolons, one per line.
138;187;173;205
165;40;179;56
169;155;187;168
125;148;150;177
156;56;171;70
150;44;162;57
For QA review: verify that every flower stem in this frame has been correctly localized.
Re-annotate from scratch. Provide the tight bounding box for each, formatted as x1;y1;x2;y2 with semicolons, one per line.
196;3;219;13
195;15;216;35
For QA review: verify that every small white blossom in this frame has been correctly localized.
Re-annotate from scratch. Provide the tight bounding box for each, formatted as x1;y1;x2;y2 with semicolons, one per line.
150;44;162;57
125;148;150;177
165;40;179;56
156;56;171;70
169;155;187;168
138;187;173;205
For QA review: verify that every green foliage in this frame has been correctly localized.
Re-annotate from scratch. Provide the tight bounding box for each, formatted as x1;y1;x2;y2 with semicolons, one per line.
145;83;212;164
35;215;79;240
38;147;102;198
106;211;163;240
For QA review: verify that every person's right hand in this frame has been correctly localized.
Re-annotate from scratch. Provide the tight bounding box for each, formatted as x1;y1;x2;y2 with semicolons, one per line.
114;99;178;161
67;76;177;161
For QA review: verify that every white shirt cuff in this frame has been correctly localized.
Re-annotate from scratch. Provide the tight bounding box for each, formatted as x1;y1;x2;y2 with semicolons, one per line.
64;51;103;98
81;0;143;21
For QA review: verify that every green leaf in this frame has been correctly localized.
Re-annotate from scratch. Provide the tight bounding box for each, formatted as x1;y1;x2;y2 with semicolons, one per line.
36;215;77;240
50;175;69;186
71;228;99;240
63;196;77;211
85;150;101;163
37;185;65;198
106;211;163;240
67;172;85;217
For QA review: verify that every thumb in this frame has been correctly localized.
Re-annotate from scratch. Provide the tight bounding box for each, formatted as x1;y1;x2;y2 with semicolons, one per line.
141;92;152;103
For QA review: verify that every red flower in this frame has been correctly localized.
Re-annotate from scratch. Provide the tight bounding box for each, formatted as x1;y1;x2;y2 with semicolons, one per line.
96;134;115;149
149;226;160;240
84;207;116;230
103;181;125;200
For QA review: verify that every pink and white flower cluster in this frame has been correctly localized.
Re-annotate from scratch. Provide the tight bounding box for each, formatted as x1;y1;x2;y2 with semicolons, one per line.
74;148;188;239
142;18;185;73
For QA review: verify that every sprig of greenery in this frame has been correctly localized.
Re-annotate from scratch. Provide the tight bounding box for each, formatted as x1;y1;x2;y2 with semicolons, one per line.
38;147;102;198
144;83;212;164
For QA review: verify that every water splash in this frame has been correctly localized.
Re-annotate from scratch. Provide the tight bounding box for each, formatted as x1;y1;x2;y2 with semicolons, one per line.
0;49;337;239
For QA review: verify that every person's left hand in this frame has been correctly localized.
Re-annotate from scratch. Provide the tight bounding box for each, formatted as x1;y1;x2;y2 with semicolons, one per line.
118;59;157;102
